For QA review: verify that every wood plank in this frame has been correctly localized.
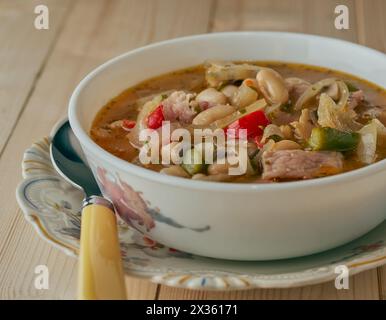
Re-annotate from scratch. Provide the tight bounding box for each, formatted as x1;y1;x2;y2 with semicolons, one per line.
355;0;386;301
0;213;153;299
356;0;386;51
212;0;306;32
378;267;386;300
1;0;213;299
158;0;381;300
212;0;358;42
3;0;383;300
0;212;78;299
302;0;358;42
0;0;71;155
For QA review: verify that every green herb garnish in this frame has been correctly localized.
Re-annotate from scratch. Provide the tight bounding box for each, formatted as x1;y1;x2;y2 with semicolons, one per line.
269;134;283;142
280;102;293;113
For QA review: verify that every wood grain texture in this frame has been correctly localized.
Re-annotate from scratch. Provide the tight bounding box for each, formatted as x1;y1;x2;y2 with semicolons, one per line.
0;0;71;155
1;0;384;300
157;0;382;300
0;0;213;299
378;266;386;300
355;0;386;300
212;0;358;42
356;0;386;51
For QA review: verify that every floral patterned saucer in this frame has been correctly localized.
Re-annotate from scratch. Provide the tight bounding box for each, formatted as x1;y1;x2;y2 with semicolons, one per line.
16;137;386;290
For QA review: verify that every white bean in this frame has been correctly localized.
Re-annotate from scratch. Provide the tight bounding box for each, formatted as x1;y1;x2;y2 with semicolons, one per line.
272;140;301;151
196;88;227;107
261;124;284;143
231;84;258;108
192;104;236;126
256;68;289;104
221;85;238;99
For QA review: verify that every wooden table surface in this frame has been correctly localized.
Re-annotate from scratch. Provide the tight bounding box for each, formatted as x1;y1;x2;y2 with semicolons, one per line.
1;0;385;300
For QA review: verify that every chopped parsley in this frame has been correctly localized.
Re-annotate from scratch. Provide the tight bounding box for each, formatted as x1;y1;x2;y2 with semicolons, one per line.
280;101;293;113
268;134;283;142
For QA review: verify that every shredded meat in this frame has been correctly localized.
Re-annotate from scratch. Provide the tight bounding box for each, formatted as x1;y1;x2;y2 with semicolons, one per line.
348;90;365;109
272;110;300;126
162;91;197;124
359;105;386;125
285;79;310;104
262;150;343;180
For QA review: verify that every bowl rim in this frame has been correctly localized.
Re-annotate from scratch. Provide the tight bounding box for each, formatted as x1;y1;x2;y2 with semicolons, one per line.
69;31;386;192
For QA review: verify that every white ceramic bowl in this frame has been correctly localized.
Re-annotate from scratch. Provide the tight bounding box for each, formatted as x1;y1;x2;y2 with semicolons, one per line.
69;32;386;261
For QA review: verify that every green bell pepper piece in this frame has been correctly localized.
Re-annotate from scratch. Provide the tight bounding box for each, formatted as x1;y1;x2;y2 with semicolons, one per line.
309;127;360;151
181;147;205;175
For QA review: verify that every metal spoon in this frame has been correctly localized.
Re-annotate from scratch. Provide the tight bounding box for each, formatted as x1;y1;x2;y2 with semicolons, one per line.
50;120;126;300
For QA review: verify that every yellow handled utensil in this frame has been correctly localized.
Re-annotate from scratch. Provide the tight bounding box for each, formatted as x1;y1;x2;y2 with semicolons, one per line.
50;120;126;300
78;197;126;300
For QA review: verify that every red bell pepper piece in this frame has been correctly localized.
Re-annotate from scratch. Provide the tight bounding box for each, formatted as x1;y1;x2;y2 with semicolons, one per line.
147;105;164;129
225;110;270;139
122;119;136;131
